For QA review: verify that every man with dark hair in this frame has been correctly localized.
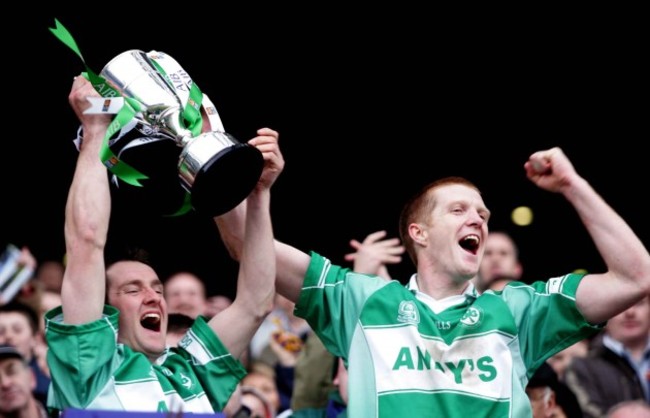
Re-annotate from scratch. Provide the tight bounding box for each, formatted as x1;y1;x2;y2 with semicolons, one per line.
43;75;283;414
526;361;582;418
0;344;48;418
0;302;49;406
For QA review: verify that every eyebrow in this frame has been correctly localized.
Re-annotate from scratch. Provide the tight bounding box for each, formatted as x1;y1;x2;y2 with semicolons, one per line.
118;279;164;289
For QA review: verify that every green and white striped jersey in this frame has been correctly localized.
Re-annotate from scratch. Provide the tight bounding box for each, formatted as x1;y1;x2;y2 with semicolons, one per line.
44;306;245;414
296;252;601;418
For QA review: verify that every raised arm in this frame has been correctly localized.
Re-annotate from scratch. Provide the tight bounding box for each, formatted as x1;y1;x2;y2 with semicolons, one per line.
526;147;650;324
61;76;112;324
209;128;307;358
214;133;310;306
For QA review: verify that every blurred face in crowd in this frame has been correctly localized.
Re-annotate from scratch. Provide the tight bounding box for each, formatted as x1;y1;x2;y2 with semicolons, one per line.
241;371;280;413
240;390;269;418
0;314;35;361
526;386;557;418
36;261;64;293
107;261;168;360
164;272;206;319
0;357;35;415
606;296;650;346
477;232;522;291
204;295;232;318
333;357;349;405
547;340;588;380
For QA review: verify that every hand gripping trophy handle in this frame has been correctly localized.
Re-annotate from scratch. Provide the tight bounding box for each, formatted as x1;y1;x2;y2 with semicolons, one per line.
100;50;263;216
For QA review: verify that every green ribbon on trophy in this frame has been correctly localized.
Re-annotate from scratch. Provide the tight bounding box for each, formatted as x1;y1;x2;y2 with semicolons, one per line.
148;57;204;138
49;18;199;216
49;19;148;188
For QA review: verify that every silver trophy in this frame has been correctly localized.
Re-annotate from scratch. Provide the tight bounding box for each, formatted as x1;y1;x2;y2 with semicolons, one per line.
100;49;263;216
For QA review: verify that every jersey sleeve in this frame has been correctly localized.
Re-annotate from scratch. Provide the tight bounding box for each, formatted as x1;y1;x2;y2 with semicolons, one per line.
44;305;120;409
175;315;247;411
294;252;392;358
499;274;603;372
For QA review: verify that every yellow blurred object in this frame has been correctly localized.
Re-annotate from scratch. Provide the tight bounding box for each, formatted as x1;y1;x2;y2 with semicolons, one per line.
511;206;533;226
273;330;303;353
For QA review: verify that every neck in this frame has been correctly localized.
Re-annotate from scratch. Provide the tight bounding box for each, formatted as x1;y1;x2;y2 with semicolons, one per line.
416;272;470;300
624;337;650;361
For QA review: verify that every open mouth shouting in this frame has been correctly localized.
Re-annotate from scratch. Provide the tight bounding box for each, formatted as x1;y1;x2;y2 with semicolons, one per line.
459;234;480;255
140;312;161;332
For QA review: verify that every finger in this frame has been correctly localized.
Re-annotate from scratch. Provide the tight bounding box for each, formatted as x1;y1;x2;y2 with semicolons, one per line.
348;240;362;250
374;238;402;248
381;255;403;264
363;230;387;244
256;127;279;138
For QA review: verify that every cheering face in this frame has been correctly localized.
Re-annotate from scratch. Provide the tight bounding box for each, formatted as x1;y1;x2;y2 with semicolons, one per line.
423;184;490;281
107;261;168;360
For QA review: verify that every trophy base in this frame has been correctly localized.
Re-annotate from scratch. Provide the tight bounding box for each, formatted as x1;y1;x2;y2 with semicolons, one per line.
190;143;264;217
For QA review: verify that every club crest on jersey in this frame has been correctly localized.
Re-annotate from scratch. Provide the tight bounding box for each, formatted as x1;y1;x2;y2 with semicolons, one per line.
180;372;192;389
460;306;483;327
397;301;420;325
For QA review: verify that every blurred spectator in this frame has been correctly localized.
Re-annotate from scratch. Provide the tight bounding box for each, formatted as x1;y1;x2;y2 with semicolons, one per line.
547;339;590;381
32;260;64;294
285;356;348;418
474;230;523;293
250;292;310;411
164;271;207;319
251;294;310;365
526;361;583;418
0;302;49;406
240;384;275;418
205;295;234;319
0;344;48;418
565;296;650;418
242;363;281;416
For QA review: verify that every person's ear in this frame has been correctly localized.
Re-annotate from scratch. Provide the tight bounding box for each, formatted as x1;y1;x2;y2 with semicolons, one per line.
409;223;428;247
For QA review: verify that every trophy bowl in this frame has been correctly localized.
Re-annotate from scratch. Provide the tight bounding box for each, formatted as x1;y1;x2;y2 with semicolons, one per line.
99;49;263;217
180;132;263;217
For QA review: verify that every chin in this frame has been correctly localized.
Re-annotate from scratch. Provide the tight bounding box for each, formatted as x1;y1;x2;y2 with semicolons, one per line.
142;340;167;357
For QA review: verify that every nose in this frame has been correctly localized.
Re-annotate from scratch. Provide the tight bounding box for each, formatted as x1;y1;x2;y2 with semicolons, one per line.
468;209;485;227
143;287;162;304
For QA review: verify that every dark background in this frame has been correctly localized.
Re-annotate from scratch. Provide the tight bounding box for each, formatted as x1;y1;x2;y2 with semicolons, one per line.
2;11;646;300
